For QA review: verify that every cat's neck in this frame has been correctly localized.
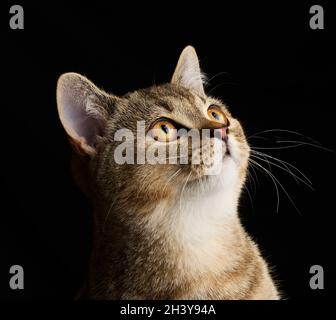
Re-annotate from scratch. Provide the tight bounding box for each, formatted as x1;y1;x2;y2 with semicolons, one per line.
145;186;241;268
87;186;246;298
99;185;242;271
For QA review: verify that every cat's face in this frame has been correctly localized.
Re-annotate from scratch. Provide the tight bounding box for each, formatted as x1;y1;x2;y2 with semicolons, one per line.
56;46;250;210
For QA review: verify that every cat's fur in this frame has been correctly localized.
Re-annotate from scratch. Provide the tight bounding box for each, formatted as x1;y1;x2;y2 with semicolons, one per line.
56;46;280;299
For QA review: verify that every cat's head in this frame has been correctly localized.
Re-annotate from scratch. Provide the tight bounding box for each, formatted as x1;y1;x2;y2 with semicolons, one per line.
56;46;250;211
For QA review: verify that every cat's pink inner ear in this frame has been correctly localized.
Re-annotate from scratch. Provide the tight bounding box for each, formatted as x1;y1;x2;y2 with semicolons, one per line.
57;73;106;155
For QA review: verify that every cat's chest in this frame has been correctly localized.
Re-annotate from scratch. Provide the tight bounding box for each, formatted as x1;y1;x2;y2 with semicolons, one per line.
148;188;239;273
173;190;235;238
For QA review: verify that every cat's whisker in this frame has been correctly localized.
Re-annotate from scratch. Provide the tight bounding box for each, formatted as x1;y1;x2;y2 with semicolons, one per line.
246;167;257;195
103;197;118;232
248;128;335;151
249;158;302;215
249;159;280;213
162;168;182;194
251;154;312;190
205;71;230;84
250;154;313;190
249;161;259;188
254;151;272;173
246;170;253;191
252;141;332;152
251;152;298;185
275;140;335;153
247;136;269;141
248;128;319;143
250;169;258;192
226;154;257;204
244;172;255;208
207;81;240;96
251;149;313;186
179;171;192;213
252;144;307;150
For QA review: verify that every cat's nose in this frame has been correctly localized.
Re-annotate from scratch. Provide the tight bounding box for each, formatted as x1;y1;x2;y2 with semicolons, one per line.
208;126;229;141
204;120;230;141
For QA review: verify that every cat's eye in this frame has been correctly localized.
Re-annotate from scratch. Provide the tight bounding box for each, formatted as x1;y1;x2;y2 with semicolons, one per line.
150;120;177;142
207;106;228;125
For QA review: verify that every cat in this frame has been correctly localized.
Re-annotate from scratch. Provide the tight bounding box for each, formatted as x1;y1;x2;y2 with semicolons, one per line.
56;46;280;299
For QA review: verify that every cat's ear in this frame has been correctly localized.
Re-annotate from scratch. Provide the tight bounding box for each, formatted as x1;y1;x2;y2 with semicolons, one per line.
171;45;205;96
56;73;113;156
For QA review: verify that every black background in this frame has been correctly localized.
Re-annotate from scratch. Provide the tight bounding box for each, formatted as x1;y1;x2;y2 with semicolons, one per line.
0;2;335;300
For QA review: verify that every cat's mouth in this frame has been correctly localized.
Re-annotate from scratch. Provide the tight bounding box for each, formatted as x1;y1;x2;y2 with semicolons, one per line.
224;139;231;157
225;145;231;156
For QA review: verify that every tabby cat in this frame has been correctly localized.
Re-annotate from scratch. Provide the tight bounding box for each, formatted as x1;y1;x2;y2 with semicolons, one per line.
56;46;279;299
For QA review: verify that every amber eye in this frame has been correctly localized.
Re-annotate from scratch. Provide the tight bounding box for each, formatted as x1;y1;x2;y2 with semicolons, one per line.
207;106;227;124
150;120;177;142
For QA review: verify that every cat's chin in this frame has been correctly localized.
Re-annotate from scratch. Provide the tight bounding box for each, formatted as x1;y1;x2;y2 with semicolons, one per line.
214;156;239;190
184;155;240;195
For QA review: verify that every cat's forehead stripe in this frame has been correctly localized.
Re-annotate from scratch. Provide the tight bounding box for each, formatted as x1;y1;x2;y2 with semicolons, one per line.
142;90;174;112
137;84;199;112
